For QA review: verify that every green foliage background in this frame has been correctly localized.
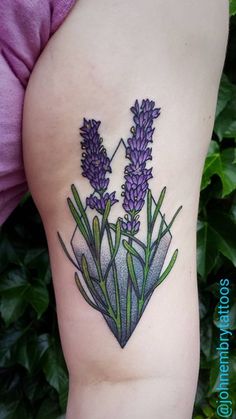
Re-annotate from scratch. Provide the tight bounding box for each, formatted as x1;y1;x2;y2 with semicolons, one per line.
0;9;236;419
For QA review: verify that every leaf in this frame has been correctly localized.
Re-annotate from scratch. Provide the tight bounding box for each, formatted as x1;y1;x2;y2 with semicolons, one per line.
197;221;219;279
0;271;29;326
24;248;45;265
201;148;236;197
208;210;236;266
101;199;111;236
0;270;29;295
146;189;152;231
197;210;236;279
151;187;166;230
42;338;69;411
145;249;178;299
221;148;236;196
160;206;182;238
16;333;50;373
0;326;26;367
230;0;236;16
23;376;50;403
122;240;144;266
71;184;92;238
126;253;140;298
35;399;60;419
104;220;121;280
215;74;234;118
24;248;51;283
110;222;146;250
202;404;214;417
57;232;79;270
0;296;27;327
0;236;21;271
214;85;236;140
0;400;28;419
200;316;213;360
92;216;101;258
75;272;105;314
67;198;89;243
114;219;121;255
25;281;49;318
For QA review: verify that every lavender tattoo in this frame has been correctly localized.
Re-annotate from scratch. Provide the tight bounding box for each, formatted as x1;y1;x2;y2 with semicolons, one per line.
80;119;118;213
122;99;160;234
58;99;182;348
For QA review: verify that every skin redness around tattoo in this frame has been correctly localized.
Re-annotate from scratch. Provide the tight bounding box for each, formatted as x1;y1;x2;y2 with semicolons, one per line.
58;99;182;348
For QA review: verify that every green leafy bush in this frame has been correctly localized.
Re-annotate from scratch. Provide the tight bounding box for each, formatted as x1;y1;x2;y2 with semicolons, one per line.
0;12;236;419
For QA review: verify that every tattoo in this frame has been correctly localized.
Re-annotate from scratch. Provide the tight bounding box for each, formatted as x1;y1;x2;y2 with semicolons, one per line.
58;99;182;348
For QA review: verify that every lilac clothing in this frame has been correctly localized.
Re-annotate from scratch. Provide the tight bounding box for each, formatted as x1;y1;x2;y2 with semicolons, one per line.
0;0;76;225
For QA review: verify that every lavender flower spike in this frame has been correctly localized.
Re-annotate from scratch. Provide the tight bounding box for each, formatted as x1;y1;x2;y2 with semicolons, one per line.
80;118;118;213
122;99;161;234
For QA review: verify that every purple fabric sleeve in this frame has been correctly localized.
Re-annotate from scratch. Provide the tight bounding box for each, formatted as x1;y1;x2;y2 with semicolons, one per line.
0;0;76;224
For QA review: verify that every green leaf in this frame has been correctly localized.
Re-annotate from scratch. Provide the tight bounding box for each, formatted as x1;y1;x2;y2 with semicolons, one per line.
214;86;236;140
151;187;166;230
114;219;121;255
0;270;29;295
92;216;101;258
110;222;146;250
208;210;236;266
0;271;29;326
75;272;104;313
147;189;152;231
201;148;236;196
197;221;220;279
104;220;121;281
215;74;234;118
197;211;236;278
25;281;49;318
122;240;144;266
160;206;182;238
101;199;111;236
0;400;28;419
230;0;236;16
67;198;89;242
35;398;61;419
16;333;50;373
0;296;27;327
145;249;178;299
126;253;140;298
57;232;79;270
42;339;69;411
71;184;92;238
155;249;178;286
200;317;213;360
202;404;214;417
0;326;26;367
0;236;21;271
221;148;236;196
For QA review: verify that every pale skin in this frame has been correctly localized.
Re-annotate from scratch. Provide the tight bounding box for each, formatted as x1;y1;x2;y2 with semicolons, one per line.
22;1;229;418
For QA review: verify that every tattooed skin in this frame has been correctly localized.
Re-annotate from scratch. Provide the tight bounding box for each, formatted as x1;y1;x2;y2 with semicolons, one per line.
58;99;182;348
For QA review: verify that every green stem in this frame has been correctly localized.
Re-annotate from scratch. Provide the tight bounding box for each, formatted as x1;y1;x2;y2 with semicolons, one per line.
138;190;153;316
89;227;117;322
138;227;152;316
126;236;133;340
105;224;122;341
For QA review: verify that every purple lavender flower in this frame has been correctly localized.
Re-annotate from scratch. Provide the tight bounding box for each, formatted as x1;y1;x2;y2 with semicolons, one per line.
122;99;161;234
80;119;118;213
86;192;117;212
